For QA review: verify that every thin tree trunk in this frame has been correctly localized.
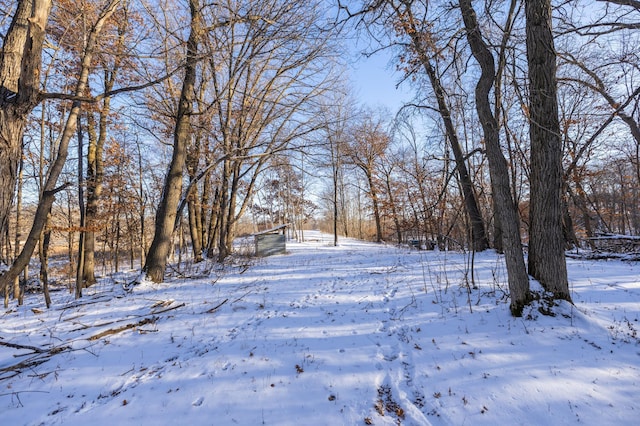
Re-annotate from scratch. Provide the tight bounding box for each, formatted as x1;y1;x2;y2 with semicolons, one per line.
206;187;220;258
422;60;489;252
136;141;147;266
460;0;531;316
366;171;383;242
144;0;201;282
187;193;204;262
383;167;403;244
525;0;570;300
38;214;52;308
186;136;203;263
332;143;339;246
216;160;231;261
12;150;25;301
392;5;489;250
76;114;85;298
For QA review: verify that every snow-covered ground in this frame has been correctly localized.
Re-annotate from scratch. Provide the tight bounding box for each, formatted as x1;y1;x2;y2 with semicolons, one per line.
1;231;639;425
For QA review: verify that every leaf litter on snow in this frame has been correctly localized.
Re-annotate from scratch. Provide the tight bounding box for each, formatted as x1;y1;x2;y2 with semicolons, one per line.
1;230;639;425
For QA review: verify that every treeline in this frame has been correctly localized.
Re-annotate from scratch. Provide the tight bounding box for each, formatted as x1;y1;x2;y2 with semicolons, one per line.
0;0;638;316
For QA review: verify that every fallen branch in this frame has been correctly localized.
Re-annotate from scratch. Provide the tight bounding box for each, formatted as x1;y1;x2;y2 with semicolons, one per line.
0;345;70;381
0;341;47;354
1;301;184;382
88;317;157;341
151;302;186;315
206;299;228;314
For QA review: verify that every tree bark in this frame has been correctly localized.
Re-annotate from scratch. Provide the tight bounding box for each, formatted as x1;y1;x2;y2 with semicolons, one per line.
83;95;112;285
12;151;25;302
383;165;403;244
366;170;383;242
144;0;201;282
186;134;203;263
460;0;531;316
0;0;52;263
525;0;571;300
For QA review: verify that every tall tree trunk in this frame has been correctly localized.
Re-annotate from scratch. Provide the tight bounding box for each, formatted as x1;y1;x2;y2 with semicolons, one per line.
331;139;340;246
392;3;488;251
187;192;204;262
421;61;489;252
206;187;220;258
200;172;211;250
144;0;201;282
76;115;86;298
186;136;203;263
383;167;403;244
38;213;52;308
525;0;570;300
366;171;383;242
83;92;111;284
222;167;241;257
216;160;231;261
0;0;52;264
460;0;531;316
136;141;147;265
12;151;25;302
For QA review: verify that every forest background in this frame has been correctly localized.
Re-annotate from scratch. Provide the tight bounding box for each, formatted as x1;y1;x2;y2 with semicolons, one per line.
0;0;639;315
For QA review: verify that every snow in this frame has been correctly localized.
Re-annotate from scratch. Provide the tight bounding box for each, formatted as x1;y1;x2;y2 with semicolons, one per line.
1;230;639;425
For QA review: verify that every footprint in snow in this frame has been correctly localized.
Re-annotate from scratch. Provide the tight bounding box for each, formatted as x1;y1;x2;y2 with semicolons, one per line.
192;397;204;407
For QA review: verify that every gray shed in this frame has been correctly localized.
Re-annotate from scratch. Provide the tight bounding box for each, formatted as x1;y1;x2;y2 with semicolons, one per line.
253;224;288;256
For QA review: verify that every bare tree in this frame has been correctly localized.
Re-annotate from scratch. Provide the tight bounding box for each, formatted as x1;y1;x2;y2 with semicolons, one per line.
344;111;391;243
144;0;201;283
459;0;530;315
0;0;121;306
525;0;570;300
203;0;338;261
342;0;490;251
315;91;353;246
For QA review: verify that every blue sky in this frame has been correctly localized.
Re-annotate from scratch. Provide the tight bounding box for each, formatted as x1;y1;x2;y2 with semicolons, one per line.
350;48;414;112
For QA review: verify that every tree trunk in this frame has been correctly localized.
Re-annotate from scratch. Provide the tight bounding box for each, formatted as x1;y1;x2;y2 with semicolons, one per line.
0;0;52;263
0;0;118;304
525;0;570;300
12;151;25;302
332;139;340;246
187;193;204;262
460;0;531;316
186;136;203;263
365;171;383;242
216;159;231;261
38;214;52;308
144;0;201;282
393;4;488;251
76;115;86;298
383;167;403;244
425;61;488;251
206;187;220;258
83;92;111;284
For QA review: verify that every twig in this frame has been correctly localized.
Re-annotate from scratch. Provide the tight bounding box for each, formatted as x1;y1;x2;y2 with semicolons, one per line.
206;299;229;314
151;302;186;315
